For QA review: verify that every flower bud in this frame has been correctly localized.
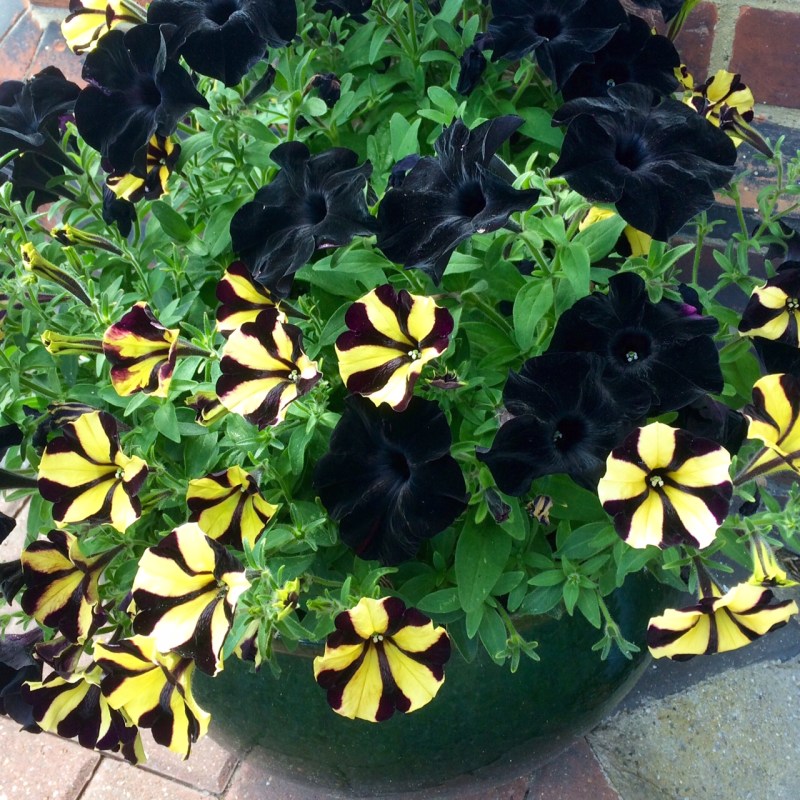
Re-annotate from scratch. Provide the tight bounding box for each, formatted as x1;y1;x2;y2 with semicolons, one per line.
21;243;92;307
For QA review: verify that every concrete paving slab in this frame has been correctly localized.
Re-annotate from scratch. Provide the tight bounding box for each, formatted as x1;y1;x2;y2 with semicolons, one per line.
588;656;800;800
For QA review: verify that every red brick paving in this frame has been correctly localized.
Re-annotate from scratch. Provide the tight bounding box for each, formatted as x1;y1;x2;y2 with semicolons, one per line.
730;6;800;109
0;715;100;800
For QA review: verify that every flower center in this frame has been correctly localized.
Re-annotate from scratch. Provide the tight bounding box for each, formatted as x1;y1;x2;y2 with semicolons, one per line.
387;449;412;483
649;472;665;489
372;634;384;643
133;77;162;110
615;134;650;171
457;180;487;219
205;0;241;25
788;298;800;311
611;330;652;367
532;13;562;40
552;415;586;452
304;193;328;225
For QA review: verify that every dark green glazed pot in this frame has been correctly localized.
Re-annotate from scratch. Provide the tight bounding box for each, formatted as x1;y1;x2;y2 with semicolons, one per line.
196;571;675;794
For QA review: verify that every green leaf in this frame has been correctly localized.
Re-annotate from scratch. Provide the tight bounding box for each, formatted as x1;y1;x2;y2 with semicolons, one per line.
528;570;565;587
154;402;181;443
577;588;601;627
479;607;508;662
573;213;627;262
556;521;618;560
151;201;192;243
455;516;513;612
465;603;485;638
563;581;579;614
513;279;553;352
560;243;591;300
427;85;457;118
416;587;461;614
301;96;328;117
432;19;462;52
518;107;564;148
369;25;392;64
519;584;562;615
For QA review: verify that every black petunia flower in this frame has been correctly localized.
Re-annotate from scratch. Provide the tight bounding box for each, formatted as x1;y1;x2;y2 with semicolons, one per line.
75;24;208;174
0;68;80;206
314;396;468;565
102;187;136;237
477;352;646;494
547;271;723;415
488;0;626;90
230;142;377;298
0;629;43;733
551;83;737;240
560;14;679;101
147;0;296;87
377;116;539;284
673;395;747;457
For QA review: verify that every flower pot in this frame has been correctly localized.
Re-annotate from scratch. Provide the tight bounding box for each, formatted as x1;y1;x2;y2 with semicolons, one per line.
195;571;676;794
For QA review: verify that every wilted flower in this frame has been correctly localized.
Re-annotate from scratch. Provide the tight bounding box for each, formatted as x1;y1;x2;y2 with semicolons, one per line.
147;0;296;86
230;142;377;298
561;14;679;101
37;410;148;532
478;353;647;494
377;117;539;283
741;373;800;481
215;261;284;336
547;272;723;415
61;0;146;55
216;308;320;428
187;466;278;549
456;33;492;96
335;285;453;411
102;302;179;398
131;523;250;675
739;261;800;346
21;530;120;643
310;73;341;108
551;83;737;240
314;396;468;565
102;187;136;237
22;667;145;763
598;422;732;550
75;24;208;173
95;635;210;758
647;582;798;660
106;135;180;203
313;596;451;722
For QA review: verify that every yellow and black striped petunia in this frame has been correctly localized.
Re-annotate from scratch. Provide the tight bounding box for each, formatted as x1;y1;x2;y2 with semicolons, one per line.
37;410;148;532
687;70;753;134
335;285;453;412
102;302;179;398
215;261;284;336
743;373;800;479
187;466;278;550
131;523;250;675
20;529;118;644
313;596;451;722
216;308;320;429
185;390;229;426
107;135;181;203
61;0;145;55
739;262;800;346
21;666;145;764
598;422;732;550
647;582;798;660
94;634;210;758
